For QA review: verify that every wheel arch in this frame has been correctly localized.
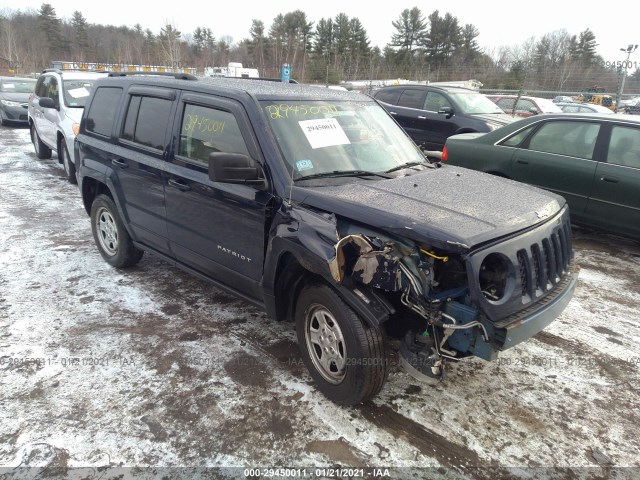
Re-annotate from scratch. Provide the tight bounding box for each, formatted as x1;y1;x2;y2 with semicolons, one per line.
267;248;394;329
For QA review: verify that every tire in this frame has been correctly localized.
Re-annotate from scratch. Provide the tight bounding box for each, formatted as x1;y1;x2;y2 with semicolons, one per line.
30;124;52;159
90;194;143;268
60;141;77;184
295;283;388;405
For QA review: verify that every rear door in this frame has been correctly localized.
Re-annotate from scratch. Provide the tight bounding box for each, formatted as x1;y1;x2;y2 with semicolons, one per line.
164;92;272;301
511;119;602;223
379;88;429;148
585;123;640;238
110;86;174;254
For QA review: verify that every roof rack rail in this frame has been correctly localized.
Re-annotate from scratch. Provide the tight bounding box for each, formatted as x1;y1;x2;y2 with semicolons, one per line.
42;68;63;74
107;71;198;80
219;77;299;84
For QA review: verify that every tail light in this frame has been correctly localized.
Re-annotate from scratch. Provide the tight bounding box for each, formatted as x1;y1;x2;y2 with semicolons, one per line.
441;145;448;162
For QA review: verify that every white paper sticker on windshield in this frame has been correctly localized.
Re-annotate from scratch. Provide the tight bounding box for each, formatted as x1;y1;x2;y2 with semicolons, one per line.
67;87;90;98
299;118;350;149
4;83;15;89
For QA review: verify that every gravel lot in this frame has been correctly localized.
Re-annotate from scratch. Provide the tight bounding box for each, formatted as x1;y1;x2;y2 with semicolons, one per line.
1;125;639;478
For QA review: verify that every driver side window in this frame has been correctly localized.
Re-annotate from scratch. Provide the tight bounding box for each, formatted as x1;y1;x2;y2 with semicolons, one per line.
423;92;451;112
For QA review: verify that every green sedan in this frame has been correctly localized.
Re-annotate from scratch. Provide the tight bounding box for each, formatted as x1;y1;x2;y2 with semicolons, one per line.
442;113;640;241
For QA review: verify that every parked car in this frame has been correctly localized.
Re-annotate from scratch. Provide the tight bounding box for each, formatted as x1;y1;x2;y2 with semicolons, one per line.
486;95;563;117
443;113;640;240
0;76;36;126
75;73;577;405
28;69;107;183
552;95;575;104
372;85;517;151
619;97;640;114
556;102;614;114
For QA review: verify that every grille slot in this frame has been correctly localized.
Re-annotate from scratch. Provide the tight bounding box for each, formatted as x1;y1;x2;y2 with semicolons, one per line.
517;225;572;302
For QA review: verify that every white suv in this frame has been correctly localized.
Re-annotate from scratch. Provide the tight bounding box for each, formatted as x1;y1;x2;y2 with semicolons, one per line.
28;69;107;183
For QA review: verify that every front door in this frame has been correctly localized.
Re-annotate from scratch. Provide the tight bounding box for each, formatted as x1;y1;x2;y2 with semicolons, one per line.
164;93;272;301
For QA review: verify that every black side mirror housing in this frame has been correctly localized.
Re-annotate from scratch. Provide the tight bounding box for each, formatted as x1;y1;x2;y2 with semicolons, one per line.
438;106;453;118
208;152;265;187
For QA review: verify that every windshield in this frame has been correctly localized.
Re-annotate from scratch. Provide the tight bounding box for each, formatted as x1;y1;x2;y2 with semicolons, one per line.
448;92;504;114
0;80;36;93
261;100;427;179
62;79;96;107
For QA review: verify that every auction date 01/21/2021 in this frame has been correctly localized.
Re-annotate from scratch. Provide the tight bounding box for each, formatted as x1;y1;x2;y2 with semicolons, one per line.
244;468;391;478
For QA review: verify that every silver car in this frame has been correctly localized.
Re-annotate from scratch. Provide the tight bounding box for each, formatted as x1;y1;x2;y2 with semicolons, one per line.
28;69;107;183
0;76;36;126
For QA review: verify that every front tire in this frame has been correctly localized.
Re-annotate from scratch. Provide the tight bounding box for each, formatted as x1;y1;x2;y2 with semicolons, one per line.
30;124;52;159
90;194;143;268
295;283;388;405
60;141;77;184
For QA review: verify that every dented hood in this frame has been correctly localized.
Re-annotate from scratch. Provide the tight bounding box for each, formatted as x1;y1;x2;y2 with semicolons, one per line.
296;165;565;249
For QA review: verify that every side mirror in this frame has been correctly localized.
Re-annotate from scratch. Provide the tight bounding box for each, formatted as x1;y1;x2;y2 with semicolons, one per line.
208;152;265;187
438;106;453;118
39;97;58;110
529;107;538;115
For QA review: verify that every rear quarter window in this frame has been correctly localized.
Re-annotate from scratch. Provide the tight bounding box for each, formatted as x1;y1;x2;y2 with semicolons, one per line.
374;89;402;105
85;87;122;137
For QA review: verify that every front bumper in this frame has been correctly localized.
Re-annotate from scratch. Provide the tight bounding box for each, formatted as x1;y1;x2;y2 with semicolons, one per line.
1;105;29;124
494;264;579;350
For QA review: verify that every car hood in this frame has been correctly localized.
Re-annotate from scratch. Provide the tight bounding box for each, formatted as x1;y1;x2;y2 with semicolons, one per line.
469;112;517;126
296;166;565;250
0;92;31;103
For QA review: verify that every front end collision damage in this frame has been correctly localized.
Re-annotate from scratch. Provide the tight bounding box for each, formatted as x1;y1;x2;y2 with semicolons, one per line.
264;201;578;385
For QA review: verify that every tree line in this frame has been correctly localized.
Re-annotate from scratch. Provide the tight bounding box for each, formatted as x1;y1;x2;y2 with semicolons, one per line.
1;4;638;94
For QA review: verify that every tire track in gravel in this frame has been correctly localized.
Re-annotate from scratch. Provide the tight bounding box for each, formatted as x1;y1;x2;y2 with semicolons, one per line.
358;403;509;477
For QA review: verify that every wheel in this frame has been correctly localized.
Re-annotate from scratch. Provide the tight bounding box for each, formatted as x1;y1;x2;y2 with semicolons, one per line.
90;194;144;268
60;141;77;184
30;124;52;159
295;283;388;405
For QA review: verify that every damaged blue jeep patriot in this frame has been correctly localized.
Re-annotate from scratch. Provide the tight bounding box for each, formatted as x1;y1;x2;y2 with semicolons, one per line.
76;73;578;405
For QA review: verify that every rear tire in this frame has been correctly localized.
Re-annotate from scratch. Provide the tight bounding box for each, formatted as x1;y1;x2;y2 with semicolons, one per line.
31;124;52;159
60;141;77;184
295;283;388;405
90;194;143;268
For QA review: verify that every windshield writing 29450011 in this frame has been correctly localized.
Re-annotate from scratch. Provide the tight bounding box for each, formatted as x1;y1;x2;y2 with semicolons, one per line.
183;114;226;134
265;104;338;120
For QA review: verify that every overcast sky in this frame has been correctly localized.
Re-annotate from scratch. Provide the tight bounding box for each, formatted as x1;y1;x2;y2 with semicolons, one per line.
4;0;639;67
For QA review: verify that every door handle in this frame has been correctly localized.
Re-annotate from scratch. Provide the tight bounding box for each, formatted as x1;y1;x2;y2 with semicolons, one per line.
516;159;529;164
168;178;191;191
600;176;619;183
111;159;128;168
418;116;426;120
389;111;397;116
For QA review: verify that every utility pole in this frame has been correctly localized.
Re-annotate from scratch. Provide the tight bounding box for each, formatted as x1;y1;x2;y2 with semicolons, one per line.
616;44;638;111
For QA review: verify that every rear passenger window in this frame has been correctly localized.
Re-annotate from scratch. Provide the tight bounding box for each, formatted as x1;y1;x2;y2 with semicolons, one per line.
397;89;425;109
86;87;122;137
527;121;600;159
177;103;249;166
121;96;172;150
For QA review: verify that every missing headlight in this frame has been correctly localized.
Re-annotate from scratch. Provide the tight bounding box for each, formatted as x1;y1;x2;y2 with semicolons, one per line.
479;253;510;301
